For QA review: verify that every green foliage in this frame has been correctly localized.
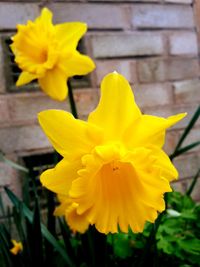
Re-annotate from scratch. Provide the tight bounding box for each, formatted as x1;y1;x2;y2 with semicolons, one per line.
107;192;200;266
0;151;28;173
107;233;133;259
170;105;200;160
156;192;200;265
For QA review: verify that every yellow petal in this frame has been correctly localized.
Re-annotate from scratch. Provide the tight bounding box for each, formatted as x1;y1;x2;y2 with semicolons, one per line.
54;195;72;216
10;240;23;255
153;148;178;181
88;72;141;140
57;51;95;77
40;159;81;195
38;110;101;159
55;22;87;51
35;8;53;31
54;196;89;233
65;202;90;233
16;71;38;86
124;113;187;148
38;67;68;101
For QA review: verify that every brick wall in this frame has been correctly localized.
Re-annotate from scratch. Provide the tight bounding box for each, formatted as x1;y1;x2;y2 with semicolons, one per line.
0;0;199;202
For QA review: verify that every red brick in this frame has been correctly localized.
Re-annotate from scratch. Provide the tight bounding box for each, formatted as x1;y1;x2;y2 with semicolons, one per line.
132;4;194;29
8;92;68;125
48;3;128;29
0;96;10;124
189;177;200;201
169;32;198;56
164;130;181;155
0;154;21;207
165;0;192;3
90;0;159;1
0;3;39;30
172;176;200;202
95;60;136;86
0;161;18;187
90;32;164;58
181;127;200;152
138;58;200;83
174;153;200;179
194;0;200;52
173;79;200;104
73;89;99;119
0;42;6;93
0;125;50;154
134;83;173;108
8;89;99;125
143;104;200;130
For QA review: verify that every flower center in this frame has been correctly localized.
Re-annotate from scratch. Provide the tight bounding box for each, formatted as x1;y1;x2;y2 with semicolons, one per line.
39;48;48;63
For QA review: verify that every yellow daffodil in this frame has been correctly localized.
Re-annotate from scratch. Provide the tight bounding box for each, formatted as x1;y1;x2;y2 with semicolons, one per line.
38;72;186;234
11;8;95;101
10;240;23;255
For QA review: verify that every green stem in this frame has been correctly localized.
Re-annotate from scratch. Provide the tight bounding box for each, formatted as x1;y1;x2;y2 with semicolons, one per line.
172;105;200;155
186;168;200;196
67;80;78;119
137;212;164;267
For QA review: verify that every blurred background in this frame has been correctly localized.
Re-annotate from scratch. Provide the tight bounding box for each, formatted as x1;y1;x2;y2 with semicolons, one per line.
0;0;199;207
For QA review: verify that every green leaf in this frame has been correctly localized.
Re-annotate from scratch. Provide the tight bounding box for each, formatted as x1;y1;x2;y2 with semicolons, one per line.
12;205;26;244
0;151;28;173
173;105;200;153
0;225;13;267
4;187;75;267
32;197;44;265
45;191;56;265
182;195;195;210
180;211;196;220
170;141;200;159
178;238;200;254
58;218;75;261
186;169;200;196
111;233;133;259
0;193;5;217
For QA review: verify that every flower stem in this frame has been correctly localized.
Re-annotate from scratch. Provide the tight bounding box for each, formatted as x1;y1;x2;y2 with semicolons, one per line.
67;80;78;119
137;213;163;267
186;168;200;196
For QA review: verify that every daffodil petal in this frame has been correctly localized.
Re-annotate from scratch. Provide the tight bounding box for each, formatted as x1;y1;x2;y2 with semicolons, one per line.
38;68;68;101
54;195;72;216
124;113;187;148
38;110;100;159
153;148;178;181
58;51;95;77
65;203;90;233
54;196;90;233
40;159;81;195
35;7;53;31
88;72;141;140
55;22;87;51
16;71;38;86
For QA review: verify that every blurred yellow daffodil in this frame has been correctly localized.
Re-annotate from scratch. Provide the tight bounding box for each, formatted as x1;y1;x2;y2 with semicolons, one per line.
11;8;95;101
38;72;186;234
10;240;23;255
